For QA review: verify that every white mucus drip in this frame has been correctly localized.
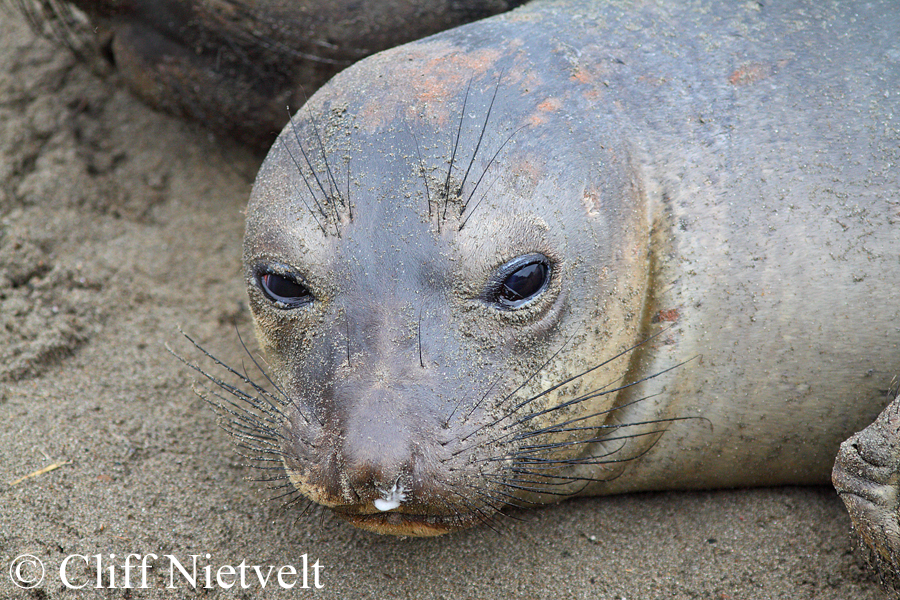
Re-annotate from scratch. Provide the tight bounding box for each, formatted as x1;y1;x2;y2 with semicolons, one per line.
373;482;407;512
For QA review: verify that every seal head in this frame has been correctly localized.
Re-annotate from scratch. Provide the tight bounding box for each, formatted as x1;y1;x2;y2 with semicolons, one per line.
243;33;653;535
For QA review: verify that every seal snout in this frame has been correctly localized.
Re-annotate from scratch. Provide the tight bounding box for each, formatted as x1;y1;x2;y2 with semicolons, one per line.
321;417;469;535
285;367;461;522
339;419;421;509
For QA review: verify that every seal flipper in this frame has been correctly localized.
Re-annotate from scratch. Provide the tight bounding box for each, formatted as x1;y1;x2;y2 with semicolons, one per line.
833;392;900;592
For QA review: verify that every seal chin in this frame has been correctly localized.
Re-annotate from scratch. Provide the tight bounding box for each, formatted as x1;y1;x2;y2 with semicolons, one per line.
334;509;474;537
291;470;490;536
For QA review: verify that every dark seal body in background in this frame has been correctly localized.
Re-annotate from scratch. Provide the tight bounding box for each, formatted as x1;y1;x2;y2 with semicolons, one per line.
6;0;526;147
242;0;899;539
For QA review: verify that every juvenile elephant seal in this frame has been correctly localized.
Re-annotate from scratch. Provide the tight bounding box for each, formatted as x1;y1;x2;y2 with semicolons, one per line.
232;0;900;538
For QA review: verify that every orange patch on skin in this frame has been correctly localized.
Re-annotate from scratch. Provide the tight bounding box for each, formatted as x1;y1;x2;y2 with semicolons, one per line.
729;62;772;86
571;70;592;84
341;38;541;136
537;97;562;112
654;308;680;323
529;96;563;125
419;50;503;97
569;58;608;100
349;40;512;132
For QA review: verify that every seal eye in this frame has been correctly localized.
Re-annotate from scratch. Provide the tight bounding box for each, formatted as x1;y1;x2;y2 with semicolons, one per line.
492;257;551;309
258;271;311;308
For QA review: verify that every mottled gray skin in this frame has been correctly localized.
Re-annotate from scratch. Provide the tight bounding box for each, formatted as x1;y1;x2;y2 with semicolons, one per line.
242;0;900;537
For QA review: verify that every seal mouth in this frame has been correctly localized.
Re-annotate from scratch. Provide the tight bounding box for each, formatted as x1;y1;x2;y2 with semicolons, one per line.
332;506;483;537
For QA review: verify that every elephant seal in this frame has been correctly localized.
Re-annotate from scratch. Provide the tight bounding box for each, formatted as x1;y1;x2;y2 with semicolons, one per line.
7;0;525;147
235;0;900;538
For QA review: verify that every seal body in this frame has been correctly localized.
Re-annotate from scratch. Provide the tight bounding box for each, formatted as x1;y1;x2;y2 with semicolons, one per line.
242;0;900;535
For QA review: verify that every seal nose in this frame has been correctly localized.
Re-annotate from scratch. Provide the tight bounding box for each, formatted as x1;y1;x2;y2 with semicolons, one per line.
336;380;429;508
342;421;415;506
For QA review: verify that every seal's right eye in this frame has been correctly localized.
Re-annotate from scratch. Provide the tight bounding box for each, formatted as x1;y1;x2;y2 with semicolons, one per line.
257;272;311;308
498;261;549;307
486;254;552;310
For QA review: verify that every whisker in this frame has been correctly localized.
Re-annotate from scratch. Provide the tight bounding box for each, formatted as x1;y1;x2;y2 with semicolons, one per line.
305;102;345;213
267;485;307;503
513;357;696;429
505;468;624;485
513;429;671;473
170;347;283;424
458;124;527;231
345;137;353;220
459;483;529;511
176;330;320;429
208;409;283;447
445;375;501;430
417;309;424;368
483;476;581;497
513;328;675;415
283;110;330;225
512;429;668;459
462;481;537;510
455;332;579;445
457;73;503;212
516;414;709;444
345;313;351;368
446;489;506;534
405;122;433;221
442;78;472;221
233;326;293;411
286;498;317;524
450;358;638;459
287;109;341;236
499;471;601;488
453;352;683;464
512;392;662;439
248;474;292;483
195;380;282;432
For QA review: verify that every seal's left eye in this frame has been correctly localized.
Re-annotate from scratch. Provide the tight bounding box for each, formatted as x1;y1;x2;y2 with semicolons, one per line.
258;272;311;308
